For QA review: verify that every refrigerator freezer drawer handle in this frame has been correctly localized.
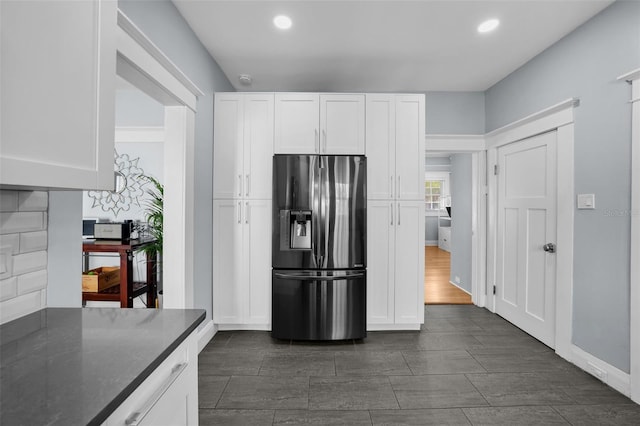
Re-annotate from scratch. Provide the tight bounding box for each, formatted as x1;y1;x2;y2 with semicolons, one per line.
274;272;366;280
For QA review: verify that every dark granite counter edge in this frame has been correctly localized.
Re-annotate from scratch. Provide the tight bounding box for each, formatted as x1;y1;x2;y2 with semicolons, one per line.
89;310;206;426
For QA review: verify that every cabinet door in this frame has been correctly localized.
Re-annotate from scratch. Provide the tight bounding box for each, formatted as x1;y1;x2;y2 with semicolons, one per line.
320;94;365;154
0;0;116;190
365;95;395;199
213;200;244;324
213;94;244;199
244;94;274;199
395;95;425;200
394;201;425;324
244;200;272;326
366;201;395;325
274;93;319;154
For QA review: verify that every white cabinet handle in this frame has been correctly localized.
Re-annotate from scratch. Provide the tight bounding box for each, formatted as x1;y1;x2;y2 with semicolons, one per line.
246;174;250;197
390;203;393;225
237;202;241;224
245;202;249;224
322;129;327;153
238;174;242;197
124;362;188;426
398;204;401;226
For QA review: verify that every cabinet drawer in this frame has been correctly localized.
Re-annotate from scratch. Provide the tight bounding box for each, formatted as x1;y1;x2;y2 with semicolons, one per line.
103;332;197;426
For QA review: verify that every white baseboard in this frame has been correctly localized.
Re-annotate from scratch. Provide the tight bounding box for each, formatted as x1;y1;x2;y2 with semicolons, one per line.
449;281;472;295
570;344;630;397
425;240;438;246
367;323;421;331
197;319;217;353
217;324;271;331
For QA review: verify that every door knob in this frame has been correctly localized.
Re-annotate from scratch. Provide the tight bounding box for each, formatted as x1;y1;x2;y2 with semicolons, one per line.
543;243;556;253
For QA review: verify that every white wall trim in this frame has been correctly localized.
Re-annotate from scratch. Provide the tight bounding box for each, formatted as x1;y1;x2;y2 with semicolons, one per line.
368;323;421;331
621;69;640;404
571;344;631;398
115;126;165;143
485;100;575;362
425;240;438;246
117;10;204;99
197;320;217;353
425;134;486;151
449;281;472;295
217;324;271;331
485;98;577;149
116;10;198;315
618;68;640;83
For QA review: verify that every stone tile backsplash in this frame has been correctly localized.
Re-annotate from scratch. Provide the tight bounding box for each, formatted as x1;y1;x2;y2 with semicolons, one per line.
0;189;48;324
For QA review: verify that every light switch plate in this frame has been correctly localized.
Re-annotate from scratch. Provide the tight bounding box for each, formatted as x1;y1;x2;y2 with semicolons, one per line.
577;193;595;209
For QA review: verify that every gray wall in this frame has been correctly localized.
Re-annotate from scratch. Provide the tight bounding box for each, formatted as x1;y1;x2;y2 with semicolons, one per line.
425;91;485;134
115;88;164;126
449;154;472;293
485;1;640;372
116;0;234;322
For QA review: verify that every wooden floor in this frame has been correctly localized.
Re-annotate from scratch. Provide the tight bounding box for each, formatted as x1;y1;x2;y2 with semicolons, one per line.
424;246;472;305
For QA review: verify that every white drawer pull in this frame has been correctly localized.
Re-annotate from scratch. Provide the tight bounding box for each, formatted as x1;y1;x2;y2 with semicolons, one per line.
125;362;188;426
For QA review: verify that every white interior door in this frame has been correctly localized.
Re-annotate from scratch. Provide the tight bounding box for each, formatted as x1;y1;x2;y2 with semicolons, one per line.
495;131;557;347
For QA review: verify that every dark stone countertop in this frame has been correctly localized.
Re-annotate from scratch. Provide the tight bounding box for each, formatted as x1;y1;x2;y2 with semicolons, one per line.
0;307;205;425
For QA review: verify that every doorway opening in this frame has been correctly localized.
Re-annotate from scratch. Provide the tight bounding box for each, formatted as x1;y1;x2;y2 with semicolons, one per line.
424;153;473;305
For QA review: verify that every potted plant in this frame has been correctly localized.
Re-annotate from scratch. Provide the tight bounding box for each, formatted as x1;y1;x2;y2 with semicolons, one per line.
140;175;163;306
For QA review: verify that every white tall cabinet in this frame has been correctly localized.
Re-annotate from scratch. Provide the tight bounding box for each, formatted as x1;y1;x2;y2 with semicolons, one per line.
0;0;116;190
213;93;273;329
366;94;425;329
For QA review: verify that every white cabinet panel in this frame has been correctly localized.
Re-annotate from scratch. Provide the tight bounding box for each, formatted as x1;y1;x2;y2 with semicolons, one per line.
245;200;272;325
366;94;424;201
367;201;395;324
0;0;116;190
320;94;365;154
213;200;243;324
244;96;274;199
394;201;425;324
367;201;424;326
395;96;425;200
366;95;395;199
274;93;319;154
213;93;273;199
213;95;244;199
274;93;364;154
213;199;272;327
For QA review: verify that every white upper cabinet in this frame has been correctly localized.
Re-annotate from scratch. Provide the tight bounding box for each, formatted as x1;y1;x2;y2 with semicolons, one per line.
213;93;274;199
366;94;425;200
0;0;117;190
274;93;319;154
320;94;365;154
274;93;365;154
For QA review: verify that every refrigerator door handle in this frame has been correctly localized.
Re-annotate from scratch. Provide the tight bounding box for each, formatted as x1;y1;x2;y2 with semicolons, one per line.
398;203;401;226
274;271;366;280
390;203;393;225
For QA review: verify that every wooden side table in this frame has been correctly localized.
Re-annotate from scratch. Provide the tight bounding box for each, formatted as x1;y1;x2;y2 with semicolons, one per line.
82;238;158;308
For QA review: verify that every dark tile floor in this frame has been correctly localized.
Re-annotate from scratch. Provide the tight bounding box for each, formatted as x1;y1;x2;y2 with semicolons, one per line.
198;305;640;425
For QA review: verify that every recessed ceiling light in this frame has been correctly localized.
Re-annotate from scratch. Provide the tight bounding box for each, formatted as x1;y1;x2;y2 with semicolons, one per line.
273;15;292;30
478;18;500;33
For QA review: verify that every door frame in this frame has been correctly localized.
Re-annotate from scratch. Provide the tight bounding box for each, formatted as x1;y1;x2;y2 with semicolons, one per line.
619;68;640;404
425;135;487;307
485;98;576;360
116;11;203;309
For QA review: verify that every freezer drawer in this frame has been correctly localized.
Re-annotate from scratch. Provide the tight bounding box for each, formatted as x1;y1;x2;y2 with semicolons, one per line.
272;269;366;340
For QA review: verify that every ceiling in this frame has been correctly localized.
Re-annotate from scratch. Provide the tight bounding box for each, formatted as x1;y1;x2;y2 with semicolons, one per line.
172;0;613;93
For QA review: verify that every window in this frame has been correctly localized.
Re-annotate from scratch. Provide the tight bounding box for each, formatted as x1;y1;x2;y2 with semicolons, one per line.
424;172;450;214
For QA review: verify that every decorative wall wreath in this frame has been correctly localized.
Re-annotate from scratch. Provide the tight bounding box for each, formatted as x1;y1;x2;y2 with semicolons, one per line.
87;150;147;217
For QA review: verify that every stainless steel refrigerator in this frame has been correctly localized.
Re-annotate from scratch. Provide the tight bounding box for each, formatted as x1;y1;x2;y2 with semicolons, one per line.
272;154;366;340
